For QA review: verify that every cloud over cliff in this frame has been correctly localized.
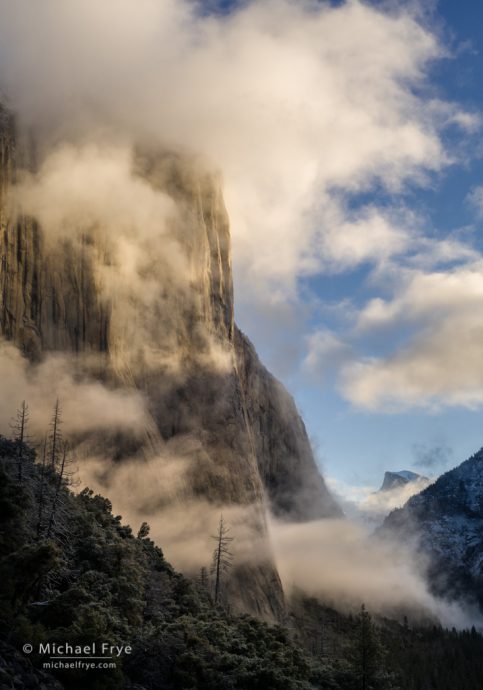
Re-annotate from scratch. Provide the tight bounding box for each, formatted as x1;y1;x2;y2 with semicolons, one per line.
0;340;148;437
0;0;467;296
2;0;479;413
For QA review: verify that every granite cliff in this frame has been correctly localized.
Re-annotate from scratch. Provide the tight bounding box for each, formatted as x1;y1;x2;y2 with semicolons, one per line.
0;103;341;620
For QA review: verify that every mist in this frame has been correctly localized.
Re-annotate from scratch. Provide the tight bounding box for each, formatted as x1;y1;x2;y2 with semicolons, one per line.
327;475;433;528
0;339;148;437
78;447;270;576
269;517;482;629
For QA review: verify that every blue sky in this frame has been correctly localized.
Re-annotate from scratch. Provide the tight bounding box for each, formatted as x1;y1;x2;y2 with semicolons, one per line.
223;0;483;491
303;0;483;488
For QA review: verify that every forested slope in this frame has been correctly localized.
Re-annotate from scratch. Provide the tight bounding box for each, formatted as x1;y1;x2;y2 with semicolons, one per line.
1;436;483;690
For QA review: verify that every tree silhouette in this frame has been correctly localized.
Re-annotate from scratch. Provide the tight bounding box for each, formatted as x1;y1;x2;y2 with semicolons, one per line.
352;604;382;690
10;401;30;483
211;515;233;605
45;442;78;539
198;566;209;591
137;522;150;539
36;437;48;539
48;398;63;471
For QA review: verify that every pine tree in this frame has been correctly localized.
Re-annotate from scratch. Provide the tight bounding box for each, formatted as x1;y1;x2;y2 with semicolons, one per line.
211;515;233;605
10;401;30;483
199;566;209;590
137;522;150;539
352;604;381;690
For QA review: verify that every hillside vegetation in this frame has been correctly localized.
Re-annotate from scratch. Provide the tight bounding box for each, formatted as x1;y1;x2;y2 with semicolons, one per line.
1;435;483;690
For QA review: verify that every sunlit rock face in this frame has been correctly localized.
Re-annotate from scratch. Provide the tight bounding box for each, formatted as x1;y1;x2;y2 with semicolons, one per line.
0;104;341;620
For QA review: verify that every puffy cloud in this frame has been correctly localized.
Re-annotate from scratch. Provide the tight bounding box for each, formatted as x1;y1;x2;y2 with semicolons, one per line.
302;260;483;411
356;265;483;330
446;111;481;133
339;264;483;410
0;0;471;301
313;202;412;273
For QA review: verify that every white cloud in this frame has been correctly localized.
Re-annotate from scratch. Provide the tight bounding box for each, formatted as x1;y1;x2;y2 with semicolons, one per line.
0;0;471;303
467;186;483;218
356;264;483;330
314;201;412;272
446;110;481;133
407;235;479;269
339;264;483;410
303;329;352;380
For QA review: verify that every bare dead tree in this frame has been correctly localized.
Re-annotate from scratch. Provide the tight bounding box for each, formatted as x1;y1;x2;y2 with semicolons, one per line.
36;437;48;539
10;401;30;483
45;442;78;539
211;515;234;605
48;398;63;471
12;400;29;444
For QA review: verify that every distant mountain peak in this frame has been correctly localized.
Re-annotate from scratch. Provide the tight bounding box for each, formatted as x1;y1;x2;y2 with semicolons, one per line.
379;469;428;492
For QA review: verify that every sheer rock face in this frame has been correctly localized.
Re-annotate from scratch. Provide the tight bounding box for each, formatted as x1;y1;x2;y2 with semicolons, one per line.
0;105;341;620
234;328;342;521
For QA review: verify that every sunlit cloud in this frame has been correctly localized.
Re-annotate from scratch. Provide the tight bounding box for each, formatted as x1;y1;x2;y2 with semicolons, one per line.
339;264;483;410
0;0;471;301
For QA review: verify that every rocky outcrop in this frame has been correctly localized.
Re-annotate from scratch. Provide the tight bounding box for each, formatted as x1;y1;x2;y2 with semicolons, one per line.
0;104;341;620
